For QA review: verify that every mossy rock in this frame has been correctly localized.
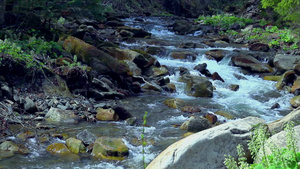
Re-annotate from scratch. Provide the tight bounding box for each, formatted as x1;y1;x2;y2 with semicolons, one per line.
46;143;72;155
215;110;235;120
66;137;86;154
0;141;29;154
164;98;187;109
290;95;300;108
96;108;119;121
263;76;281;81
91;137;129;160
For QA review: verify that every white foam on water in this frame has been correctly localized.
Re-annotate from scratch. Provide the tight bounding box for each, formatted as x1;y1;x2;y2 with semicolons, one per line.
156;115;189;125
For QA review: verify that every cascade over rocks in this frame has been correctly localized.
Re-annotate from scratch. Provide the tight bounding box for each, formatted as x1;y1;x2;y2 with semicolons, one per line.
147;117;266;169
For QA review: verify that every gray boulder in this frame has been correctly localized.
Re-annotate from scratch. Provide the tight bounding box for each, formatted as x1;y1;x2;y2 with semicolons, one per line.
146;117;266;169
45;107;78;123
274;54;300;73
180;116;212;132
268;107;300;134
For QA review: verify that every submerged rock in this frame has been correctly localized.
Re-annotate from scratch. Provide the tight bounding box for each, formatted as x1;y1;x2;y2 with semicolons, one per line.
147;117;266;169
91;137;129;160
76;129;97;145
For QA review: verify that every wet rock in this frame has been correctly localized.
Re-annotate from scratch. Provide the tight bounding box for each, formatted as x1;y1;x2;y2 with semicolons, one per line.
119;29;134;37
66;137;86;154
76;129;97;145
204;113;218;124
147;117;266;169
113;106;132;120
263;76;281;81
214;110;235;120
152;67;169;77
255;125;300;163
91;137;129;160
290;95;300;108
125;116;137;126
212;72;225;82
146;46;165;55
170;51;197;61
96;108;119;121
274;54;300;73
124;60;142;76
106;20;124;27
17;131;35;141
231;54;273;73
118;26;151;38
181;106;201;113
141;81;162;92
46;143;72;155
276;70;297;91
178;42;206;49
179;67;190;76
162;83;176;93
0;141;29;154
0;150;15;160
249;43;270;52
164;98;187;109
194;63;211;77
291;77;300;94
271;103;280;109
205;49;228;62
294;63;300;75
180;116;212;132
45;107;78;123
268;107;300;134
102;47;140;61
229;84;239;91
89;89;125;100
178;75;213;97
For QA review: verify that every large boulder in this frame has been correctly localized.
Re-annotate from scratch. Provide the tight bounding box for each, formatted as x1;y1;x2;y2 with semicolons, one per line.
231;55;273;73
45;107;78;123
178;75;213;97
60;36;129;75
274;54;300;73
255;125;300;163
146;117;266;169
91;137;129;160
205;49;229;62
268;107;300;134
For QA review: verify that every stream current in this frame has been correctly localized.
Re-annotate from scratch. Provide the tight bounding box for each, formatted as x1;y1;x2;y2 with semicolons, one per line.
1;17;294;169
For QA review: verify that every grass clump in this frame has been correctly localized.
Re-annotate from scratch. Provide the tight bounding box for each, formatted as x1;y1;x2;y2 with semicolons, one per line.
224;123;300;169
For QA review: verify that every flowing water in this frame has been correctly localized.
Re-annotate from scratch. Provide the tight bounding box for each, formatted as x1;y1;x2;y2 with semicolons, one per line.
1;17;294;169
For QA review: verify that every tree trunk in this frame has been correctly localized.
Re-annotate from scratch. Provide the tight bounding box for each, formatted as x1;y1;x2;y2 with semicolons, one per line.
0;0;6;26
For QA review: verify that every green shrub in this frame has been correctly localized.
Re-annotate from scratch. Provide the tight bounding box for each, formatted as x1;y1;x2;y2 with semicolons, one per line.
224;123;300;169
197;14;253;29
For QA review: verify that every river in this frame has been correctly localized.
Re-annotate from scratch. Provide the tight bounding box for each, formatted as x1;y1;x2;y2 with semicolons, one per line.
0;17;293;169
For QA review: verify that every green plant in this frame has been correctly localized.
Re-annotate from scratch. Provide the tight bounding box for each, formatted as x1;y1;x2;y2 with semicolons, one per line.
224;123;300;169
197;14;253;29
141;111;148;169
